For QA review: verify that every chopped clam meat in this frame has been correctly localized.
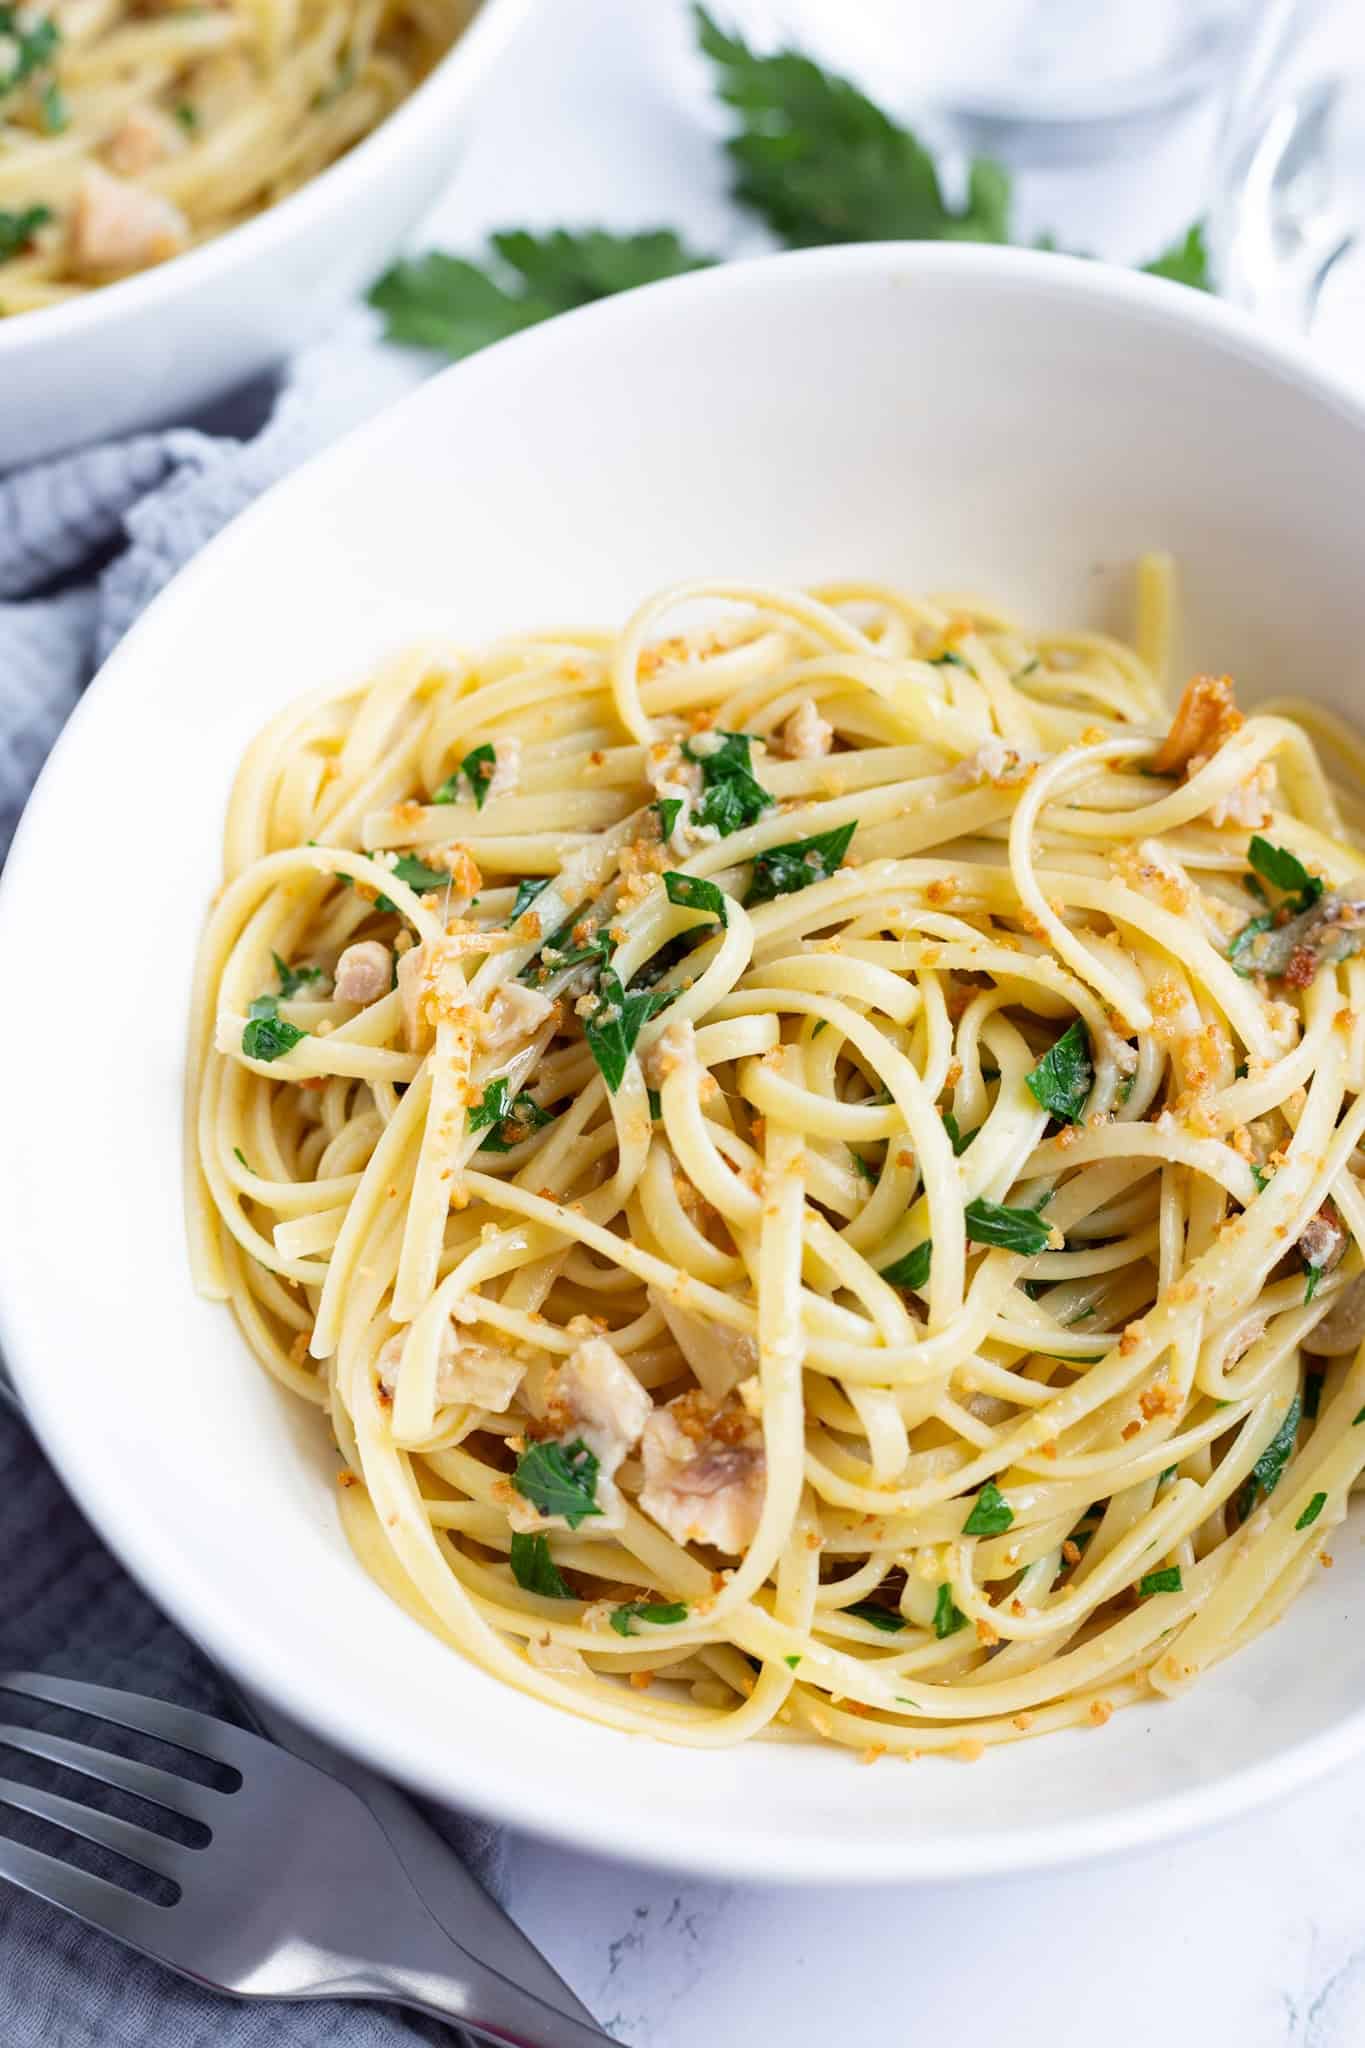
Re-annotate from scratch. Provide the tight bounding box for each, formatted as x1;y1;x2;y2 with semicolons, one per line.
1304;1271;1365;1355
550;1336;651;1472
778;698;833;759
484;980;555;1055
378;1327;524;1412
104;107;185;176
69;167;188;276
485;740;521;801
333;939;392;1005
639;1392;766;1554
649;1288;757;1401
509;1336;650;1536
526;1634;588;1676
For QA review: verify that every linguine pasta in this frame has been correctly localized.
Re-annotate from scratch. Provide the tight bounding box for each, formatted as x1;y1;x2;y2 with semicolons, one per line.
0;0;474;314
187;560;1365;1758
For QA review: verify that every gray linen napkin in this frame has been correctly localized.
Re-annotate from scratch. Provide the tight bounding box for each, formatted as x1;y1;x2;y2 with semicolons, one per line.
0;346;507;2045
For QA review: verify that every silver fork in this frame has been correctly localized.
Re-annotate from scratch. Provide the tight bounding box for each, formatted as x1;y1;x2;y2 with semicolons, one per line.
0;1670;614;2046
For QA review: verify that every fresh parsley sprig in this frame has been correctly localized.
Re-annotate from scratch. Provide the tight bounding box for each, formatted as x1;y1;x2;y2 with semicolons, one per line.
272;952;324;999
609;1599;689;1636
881;1240;931;1292
844;1600;906;1634
0;203;51;263
1235;1394;1301;1522
682;730;772;836
512;1438;602;1527
1025;1019;1093;1125
241;994;307;1063
434;743;499;808
745;821;855;905
370;228;713;358
962;1481;1014;1537
695;3;1011;248
509;1531;573;1597
469;1078;555;1152
964;1198;1051;1255
582;967;677;1092
664;871;729;924
369;11;1210;368
0;6;58;100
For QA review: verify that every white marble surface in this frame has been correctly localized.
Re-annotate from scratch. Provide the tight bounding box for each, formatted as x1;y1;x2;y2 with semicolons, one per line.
370;3;1365;2040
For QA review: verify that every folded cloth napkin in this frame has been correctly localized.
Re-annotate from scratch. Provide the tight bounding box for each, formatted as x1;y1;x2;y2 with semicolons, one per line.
0;326;505;2047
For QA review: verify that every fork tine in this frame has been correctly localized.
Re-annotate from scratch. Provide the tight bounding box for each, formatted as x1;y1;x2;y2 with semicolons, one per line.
0;1723;225;1826
0;1672;253;1774
0;1773;200;1884
0;1833;171;1953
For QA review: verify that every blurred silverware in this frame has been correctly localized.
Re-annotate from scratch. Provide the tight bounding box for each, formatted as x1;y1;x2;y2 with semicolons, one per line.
1214;76;1355;331
0;1670;614;2047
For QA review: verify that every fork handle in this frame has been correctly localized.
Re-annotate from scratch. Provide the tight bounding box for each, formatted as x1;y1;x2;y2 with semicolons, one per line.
333;1953;616;2047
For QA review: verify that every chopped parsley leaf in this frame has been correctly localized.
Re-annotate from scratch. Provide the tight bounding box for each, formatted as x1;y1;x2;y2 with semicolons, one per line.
1250;1164;1270;1193
390;853;455;894
1236;1393;1302;1521
682;730;772;837
512;1438;602;1527
174;99;198;131
962;1481;1013;1537
39;78;64;130
609;1599;689;1636
369;228;713;361
1295;1492;1327;1532
509;877;549;923
784;1654;802;1669
745;821;855;906
1303;1371;1324;1421
1247;835;1322;907
241;994;306;1062
928;648;971;669
942;1109;977;1155
582;966;676;1092
1137;1566;1182;1596
460;743;497;809
1304;1263;1323;1305
468;1076;513;1133
1025;1019;1093;1124
647;1086;663;1120
509;1531;572;1598
664;870;728;924
231;1146;248;1169
656;795;684;840
478;1087;554;1153
849;1149;876;1186
964;1198;1050;1255
881;1240;931;1292
272;951;324;999
932;1583;967;1639
0;6;59;99
0;203;51;263
1228;911;1275;975
845;1600;906;1633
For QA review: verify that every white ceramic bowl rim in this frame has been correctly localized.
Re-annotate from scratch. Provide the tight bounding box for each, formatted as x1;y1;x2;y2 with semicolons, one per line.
7;243;1365;1884
0;0;529;360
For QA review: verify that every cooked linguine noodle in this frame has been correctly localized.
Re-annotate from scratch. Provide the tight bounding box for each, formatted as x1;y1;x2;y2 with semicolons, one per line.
0;0;474;313
187;559;1365;1758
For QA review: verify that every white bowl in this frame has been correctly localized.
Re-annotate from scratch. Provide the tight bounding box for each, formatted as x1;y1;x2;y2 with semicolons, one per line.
5;244;1365;1884
0;0;530;472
